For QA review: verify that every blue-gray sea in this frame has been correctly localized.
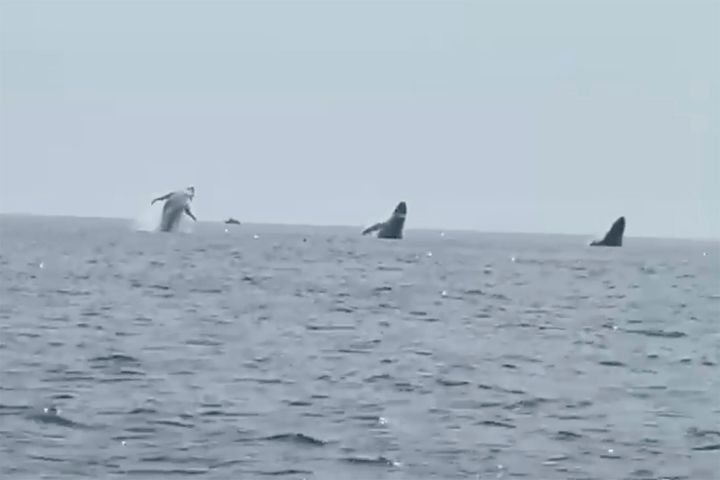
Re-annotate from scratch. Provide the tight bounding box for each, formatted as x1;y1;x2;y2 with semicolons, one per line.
1;215;718;480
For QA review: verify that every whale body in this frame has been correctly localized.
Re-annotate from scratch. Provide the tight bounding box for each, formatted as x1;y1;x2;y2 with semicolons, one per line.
590;216;625;247
362;202;407;239
151;187;196;232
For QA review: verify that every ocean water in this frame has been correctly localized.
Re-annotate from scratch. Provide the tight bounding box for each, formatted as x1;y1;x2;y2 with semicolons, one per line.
1;215;718;480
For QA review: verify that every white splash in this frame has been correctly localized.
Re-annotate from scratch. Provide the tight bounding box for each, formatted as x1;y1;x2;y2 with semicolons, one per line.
133;203;161;232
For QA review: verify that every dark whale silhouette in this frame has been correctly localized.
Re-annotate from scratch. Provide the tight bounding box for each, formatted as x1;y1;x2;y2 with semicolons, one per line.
151;186;197;232
590;216;625;247
224;218;241;225
362;201;407;239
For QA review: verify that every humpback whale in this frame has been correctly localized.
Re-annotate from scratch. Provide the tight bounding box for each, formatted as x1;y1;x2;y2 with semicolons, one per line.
590;216;625;247
151;186;197;232
362;201;407;239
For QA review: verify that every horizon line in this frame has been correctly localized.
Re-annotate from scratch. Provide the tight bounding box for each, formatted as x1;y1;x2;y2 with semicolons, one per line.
1;211;718;243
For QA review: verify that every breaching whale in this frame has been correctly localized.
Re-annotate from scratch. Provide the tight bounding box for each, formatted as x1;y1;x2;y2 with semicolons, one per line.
590;216;625;247
362;201;407;239
151;186;197;232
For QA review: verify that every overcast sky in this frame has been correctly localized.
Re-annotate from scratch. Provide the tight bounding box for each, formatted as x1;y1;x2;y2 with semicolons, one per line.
1;0;718;239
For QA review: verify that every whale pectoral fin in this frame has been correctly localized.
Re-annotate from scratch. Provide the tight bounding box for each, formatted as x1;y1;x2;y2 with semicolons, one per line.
151;192;172;205
184;206;197;222
362;222;383;235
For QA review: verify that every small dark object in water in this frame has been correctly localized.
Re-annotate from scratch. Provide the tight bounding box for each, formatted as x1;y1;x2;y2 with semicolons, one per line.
590;216;625;247
224;218;241;225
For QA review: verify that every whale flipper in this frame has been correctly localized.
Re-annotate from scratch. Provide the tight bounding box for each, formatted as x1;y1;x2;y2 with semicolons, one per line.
183;205;196;222
362;222;384;236
590;216;625;247
363;202;407;239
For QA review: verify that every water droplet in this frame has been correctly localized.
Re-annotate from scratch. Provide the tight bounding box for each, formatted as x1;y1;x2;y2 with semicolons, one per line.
510;256;516;263
253;234;260;239
121;441;126;446
378;417;388;425
440;232;445;237
441;290;448;297
608;448;614;454
224;228;229;233
39;262;44;269
426;251;433;257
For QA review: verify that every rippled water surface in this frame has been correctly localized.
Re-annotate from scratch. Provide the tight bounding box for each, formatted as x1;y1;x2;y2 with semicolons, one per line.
1;215;719;479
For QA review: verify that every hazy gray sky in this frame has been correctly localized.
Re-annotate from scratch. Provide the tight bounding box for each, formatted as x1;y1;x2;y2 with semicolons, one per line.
1;0;718;239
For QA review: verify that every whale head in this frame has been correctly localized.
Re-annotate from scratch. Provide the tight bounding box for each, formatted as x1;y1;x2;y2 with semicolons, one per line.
393;201;407;218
